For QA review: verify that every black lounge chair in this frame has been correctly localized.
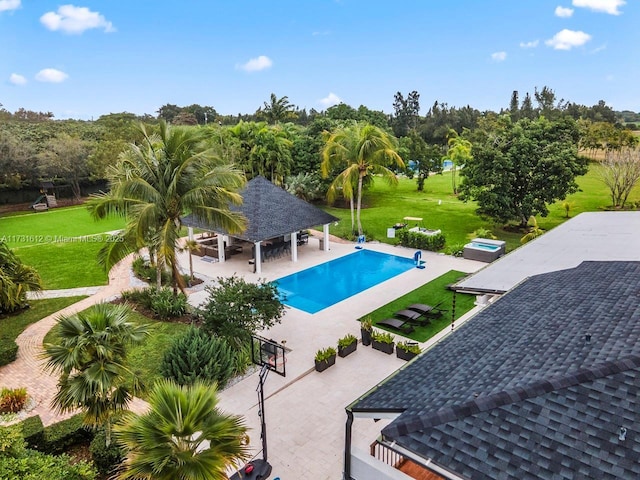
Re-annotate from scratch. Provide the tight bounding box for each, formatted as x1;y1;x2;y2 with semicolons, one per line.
407;301;445;317
377;318;414;334
394;309;422;321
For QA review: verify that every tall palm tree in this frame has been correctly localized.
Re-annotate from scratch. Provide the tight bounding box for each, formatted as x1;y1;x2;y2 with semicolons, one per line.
445;130;472;195
87;120;247;291
261;93;296;124
42;303;149;445
114;379;249;480
321;122;404;235
0;241;42;313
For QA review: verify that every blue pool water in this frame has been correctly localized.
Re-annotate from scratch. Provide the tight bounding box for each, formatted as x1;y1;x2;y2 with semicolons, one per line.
275;249;415;314
469;242;500;252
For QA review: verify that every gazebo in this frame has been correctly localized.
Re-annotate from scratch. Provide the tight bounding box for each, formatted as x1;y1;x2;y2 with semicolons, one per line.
182;176;339;274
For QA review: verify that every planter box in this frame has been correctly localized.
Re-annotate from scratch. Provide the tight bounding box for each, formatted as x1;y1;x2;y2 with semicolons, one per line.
361;329;372;346
314;355;336;372
338;342;357;358
372;340;394;355
396;348;418;361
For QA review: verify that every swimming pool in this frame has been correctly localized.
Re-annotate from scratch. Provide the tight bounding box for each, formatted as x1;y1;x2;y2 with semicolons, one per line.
275;249;415;314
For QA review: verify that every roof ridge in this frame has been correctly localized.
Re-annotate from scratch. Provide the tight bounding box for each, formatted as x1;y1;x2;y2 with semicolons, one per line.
383;355;640;438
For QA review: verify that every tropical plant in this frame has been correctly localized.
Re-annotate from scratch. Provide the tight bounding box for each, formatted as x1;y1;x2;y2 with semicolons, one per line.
396;341;421;354
445;130;472;195
42;303;149;445
321;122;404;235
260;93;297;124
160;327;235;388
198;275;285;347
314;347;337;362
371;330;395;344
183;238;200;281
337;334;357;349
87;120;246;291
468;228;497;240
114;379;249;480
0;241;42;313
360;317;373;332
520;216;545;244
0;387;28;414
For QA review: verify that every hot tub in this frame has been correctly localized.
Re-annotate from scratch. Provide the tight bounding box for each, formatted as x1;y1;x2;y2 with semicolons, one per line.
463;238;506;262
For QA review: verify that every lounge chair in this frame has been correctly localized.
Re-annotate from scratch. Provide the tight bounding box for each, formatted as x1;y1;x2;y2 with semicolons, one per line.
377;318;414;334
394;309;422;321
407;301;445;317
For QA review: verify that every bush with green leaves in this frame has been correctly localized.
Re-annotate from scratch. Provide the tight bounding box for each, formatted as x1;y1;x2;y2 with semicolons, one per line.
122;286;188;319
396;229;446;251
0;338;18;366
20;415;44;448
198;275;285;346
40;414;93;455
0;386;28;414
160;327;235;388
89;427;124;476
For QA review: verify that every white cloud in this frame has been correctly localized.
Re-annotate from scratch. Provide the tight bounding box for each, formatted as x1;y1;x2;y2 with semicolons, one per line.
545;29;591;50
319;92;341;107
519;40;539;48
555;6;574;17
40;5;115;34
237;55;273;72
591;43;607;53
572;0;625;15
9;73;26;85
0;0;20;12
35;68;69;83
491;51;507;62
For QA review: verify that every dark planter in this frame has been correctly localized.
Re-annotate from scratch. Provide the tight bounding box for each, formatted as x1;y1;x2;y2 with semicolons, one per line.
338;342;358;358
396;348;418;361
372;340;394;355
314;354;336;372
361;329;372;346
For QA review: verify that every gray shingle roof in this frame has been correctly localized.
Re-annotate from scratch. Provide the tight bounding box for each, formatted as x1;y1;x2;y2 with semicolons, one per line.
182;176;338;243
352;261;640;479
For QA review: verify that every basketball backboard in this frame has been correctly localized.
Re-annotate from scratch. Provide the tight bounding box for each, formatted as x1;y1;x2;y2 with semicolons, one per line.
251;335;286;377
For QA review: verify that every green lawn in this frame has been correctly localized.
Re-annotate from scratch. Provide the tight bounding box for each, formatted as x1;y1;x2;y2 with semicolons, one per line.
361;270;476;343
0;296;87;346
324;163;640;252
0;205;125;289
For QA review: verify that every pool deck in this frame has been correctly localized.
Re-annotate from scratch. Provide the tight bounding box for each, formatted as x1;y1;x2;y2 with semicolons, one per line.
179;237;486;479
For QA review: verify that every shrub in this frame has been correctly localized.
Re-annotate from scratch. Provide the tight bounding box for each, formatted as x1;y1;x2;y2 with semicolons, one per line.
0;449;96;479
0;387;28;414
160;327;235;388
396;341;421;354
0;423;25;457
122;287;188;320
314;347;336;362
40;414;93;454
230;341;253;377
371;330;394;344
89;427;124;476
396;229;446;251
337;334;357;349
20;415;44;448
131;257;171;285
444;243;465;257
0;338;18;366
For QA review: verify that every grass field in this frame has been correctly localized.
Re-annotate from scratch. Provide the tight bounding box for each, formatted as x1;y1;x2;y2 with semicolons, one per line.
324;163;640;252
361;270;476;343
1;206;125;289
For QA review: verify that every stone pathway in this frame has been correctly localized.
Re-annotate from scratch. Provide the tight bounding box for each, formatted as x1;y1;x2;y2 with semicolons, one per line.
0;255;148;426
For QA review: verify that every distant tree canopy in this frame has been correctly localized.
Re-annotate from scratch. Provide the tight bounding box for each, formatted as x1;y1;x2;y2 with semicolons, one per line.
460;116;588;226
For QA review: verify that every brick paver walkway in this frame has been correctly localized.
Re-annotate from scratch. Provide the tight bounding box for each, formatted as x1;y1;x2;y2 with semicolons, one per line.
0;255;148;426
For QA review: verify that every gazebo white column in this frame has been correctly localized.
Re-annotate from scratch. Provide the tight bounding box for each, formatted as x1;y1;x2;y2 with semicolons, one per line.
323;224;330;251
188;227;194;240
217;234;226;263
254;242;262;274
291;231;298;262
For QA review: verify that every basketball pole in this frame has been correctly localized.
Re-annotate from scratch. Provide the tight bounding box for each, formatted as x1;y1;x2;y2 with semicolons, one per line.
257;364;269;463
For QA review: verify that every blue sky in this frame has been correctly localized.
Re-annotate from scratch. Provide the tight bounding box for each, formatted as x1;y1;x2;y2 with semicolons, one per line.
1;0;638;120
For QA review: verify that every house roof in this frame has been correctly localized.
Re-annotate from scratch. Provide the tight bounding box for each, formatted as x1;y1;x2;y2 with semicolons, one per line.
352;261;640;479
455;212;640;294
182;176;338;243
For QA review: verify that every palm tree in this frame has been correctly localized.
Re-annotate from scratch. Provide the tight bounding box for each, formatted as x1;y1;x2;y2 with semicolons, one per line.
87;120;247;291
0;241;42;313
261;93;296;124
445;130;472;195
114;379;249;480
182;238;200;282
321;122;404;235
42;303;149;445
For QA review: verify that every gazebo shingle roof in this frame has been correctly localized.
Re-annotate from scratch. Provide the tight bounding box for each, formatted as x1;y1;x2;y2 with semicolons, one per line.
182;176;338;243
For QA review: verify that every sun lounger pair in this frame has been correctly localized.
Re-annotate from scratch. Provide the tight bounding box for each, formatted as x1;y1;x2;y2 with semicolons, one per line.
377;317;415;334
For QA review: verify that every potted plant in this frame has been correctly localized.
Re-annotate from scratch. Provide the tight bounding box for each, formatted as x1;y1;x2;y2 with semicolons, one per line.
360;317;373;346
396;341;421;361
337;333;358;358
314;347;337;372
371;330;395;355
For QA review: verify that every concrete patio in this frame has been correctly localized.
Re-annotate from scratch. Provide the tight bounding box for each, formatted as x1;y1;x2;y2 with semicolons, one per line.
179;236;486;479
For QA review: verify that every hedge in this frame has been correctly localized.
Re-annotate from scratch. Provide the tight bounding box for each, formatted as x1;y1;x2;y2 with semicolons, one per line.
40;414;93;454
0;338;18;366
20;415;44;448
396;229;446;251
